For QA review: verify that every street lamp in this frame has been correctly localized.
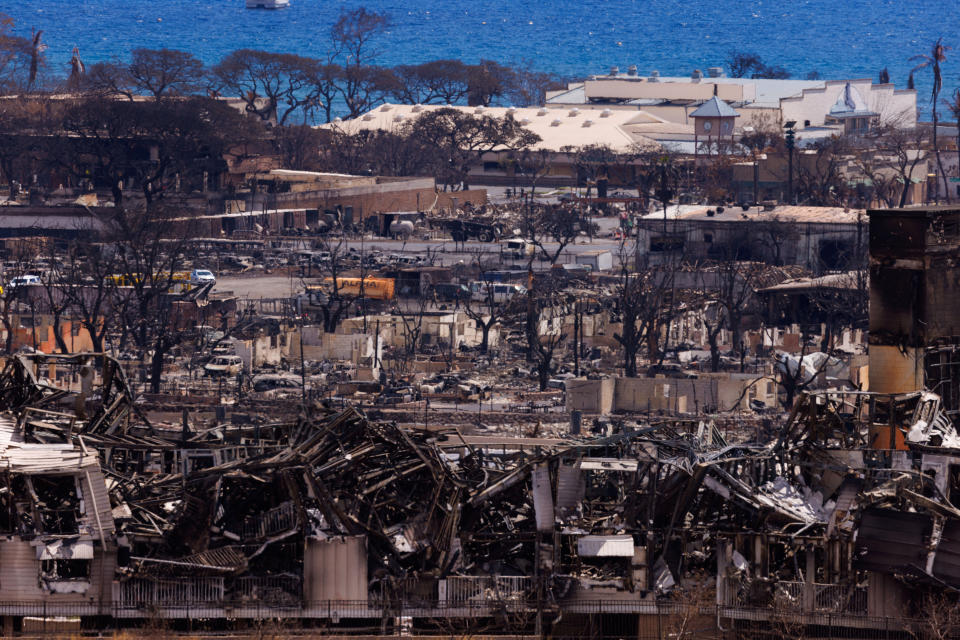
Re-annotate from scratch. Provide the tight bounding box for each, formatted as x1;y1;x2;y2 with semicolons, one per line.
785;120;797;204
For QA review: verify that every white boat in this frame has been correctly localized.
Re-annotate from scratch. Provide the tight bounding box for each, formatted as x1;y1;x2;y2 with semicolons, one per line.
246;0;289;8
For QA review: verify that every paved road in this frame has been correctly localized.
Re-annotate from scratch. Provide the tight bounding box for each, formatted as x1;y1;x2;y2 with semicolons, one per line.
329;236;626;267
214;229;631;298
214;275;304;299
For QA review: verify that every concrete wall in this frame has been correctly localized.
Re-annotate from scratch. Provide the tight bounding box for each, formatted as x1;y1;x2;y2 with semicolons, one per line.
339;312;497;350
565;378;615;414
566;374;776;414
252;181;488;224
636;219;866;273
0;539;115;604
292;330;382;380
232;333;291;370
780;80;916;129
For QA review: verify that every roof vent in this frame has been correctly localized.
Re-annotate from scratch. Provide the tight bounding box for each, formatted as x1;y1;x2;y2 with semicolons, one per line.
505;106;517;115
610;65;620;76
568;108;580;116
411;104;423;113
551;119;562;127
381;104;392;111
474;106;486;114
707;67;724;78
649;70;660;82
537;108;549;116
600;108;612;118
333;117;342;122
393;114;405;122
520;117;531;125
362;114;374;121
582;119;594;127
692;69;703;81
627;65;638;76
706;209;715;217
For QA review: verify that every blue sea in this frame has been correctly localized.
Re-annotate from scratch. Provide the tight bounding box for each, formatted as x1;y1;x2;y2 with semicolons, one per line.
5;0;957;114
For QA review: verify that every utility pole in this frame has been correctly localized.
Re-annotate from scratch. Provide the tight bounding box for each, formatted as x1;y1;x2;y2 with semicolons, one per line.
573;300;581;377
785;120;797;204
299;315;306;404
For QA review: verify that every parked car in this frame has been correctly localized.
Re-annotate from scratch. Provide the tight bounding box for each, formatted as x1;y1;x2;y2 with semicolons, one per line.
204;355;243;376
252;374;303;393
190;269;216;284
469;281;526;303
504;239;535;259
7;274;41;289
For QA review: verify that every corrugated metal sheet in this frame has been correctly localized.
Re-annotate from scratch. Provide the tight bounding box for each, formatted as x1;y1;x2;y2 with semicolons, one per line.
303;535;367;602
36;539;94;560
532;463;554;532
556;464;583;515
578;535;635;557
854;509;931;573
82;466;115;537
0;416;100;472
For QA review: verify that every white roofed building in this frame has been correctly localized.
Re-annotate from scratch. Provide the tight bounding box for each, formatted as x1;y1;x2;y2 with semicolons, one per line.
546;68;917;146
326;103;694;187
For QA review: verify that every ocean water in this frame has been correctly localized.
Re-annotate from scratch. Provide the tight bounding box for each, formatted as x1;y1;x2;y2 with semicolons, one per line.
5;0;958;114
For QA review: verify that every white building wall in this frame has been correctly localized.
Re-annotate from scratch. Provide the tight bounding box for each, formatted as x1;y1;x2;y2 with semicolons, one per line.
781;80;916;130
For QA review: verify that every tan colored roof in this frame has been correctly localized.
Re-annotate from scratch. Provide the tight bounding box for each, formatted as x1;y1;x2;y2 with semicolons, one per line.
678;205;866;224
323;103;666;153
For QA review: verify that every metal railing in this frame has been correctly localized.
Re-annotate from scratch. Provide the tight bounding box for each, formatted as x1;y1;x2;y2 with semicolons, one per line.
242;500;298;540
114;577;225;607
0;597;940;638
730;579;869;615
440;576;534;603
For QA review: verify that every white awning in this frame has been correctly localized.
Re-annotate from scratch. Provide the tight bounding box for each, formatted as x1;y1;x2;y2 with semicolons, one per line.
577;535;635;557
36;539;94;560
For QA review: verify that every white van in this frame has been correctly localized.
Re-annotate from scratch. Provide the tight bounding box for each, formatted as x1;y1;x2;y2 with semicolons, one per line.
470;281;527;303
7;274;41;289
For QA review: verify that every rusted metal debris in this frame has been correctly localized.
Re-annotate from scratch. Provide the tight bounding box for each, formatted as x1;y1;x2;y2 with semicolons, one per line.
0;351;960;631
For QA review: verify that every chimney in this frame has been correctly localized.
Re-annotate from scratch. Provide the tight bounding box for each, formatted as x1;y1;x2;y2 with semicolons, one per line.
707;66;725;78
609;66;620;76
691;69;703;81
627;65;638;76
649;70;660;82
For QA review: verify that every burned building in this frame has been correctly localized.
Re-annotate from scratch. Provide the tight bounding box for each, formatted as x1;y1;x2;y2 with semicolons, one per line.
869;206;960;414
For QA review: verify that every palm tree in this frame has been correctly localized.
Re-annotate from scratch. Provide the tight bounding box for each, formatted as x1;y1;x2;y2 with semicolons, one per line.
911;38;951;203
26;28;43;91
